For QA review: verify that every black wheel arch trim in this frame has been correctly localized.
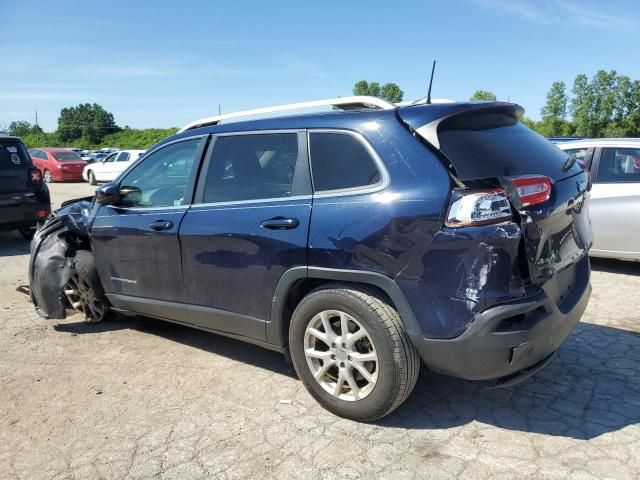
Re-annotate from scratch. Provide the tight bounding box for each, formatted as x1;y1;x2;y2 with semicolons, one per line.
267;266;421;346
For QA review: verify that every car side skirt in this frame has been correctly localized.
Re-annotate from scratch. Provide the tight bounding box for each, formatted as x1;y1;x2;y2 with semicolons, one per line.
106;294;281;352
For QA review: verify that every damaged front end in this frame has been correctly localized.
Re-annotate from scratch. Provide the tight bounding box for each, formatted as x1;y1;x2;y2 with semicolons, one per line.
28;197;94;319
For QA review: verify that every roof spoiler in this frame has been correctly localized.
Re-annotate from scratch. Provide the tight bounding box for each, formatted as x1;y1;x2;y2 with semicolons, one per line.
398;102;524;149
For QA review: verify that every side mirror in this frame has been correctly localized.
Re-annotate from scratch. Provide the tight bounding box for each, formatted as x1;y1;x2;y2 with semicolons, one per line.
95;182;120;205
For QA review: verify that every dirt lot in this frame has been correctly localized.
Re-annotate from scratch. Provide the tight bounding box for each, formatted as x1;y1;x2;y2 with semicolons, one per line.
1;182;639;479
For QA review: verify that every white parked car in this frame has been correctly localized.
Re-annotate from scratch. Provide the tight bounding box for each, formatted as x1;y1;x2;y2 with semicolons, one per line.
83;150;145;185
557;138;640;261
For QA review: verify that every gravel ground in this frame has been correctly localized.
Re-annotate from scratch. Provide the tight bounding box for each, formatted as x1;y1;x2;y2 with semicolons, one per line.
0;182;639;479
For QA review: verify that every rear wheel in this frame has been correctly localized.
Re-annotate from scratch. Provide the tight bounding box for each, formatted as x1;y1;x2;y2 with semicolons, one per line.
63;251;108;323
289;284;420;421
43;169;52;183
88;170;97;185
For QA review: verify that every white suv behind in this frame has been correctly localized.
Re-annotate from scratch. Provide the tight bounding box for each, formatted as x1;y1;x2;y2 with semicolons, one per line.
83;150;144;185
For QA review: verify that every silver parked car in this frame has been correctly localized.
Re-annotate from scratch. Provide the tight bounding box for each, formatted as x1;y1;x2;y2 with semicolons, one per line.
557;138;640;262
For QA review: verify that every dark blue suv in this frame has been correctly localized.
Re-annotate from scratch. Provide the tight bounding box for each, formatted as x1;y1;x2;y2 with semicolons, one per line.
29;98;592;421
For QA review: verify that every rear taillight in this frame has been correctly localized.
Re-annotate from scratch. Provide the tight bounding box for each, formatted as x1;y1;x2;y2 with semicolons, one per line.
500;175;552;209
28;168;43;185
445;189;512;228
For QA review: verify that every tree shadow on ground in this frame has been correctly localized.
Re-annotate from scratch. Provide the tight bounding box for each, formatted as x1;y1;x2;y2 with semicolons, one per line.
55;313;639;440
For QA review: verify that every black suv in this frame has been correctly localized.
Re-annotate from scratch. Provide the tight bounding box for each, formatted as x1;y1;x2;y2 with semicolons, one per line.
29;98;592;421
0;135;50;239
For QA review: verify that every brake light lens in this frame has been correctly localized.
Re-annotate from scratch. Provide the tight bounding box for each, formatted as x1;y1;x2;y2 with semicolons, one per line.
445;189;512;228
508;175;552;207
28;168;43;185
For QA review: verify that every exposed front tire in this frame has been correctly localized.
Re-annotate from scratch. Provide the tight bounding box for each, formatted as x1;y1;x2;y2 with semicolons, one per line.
88;170;97;185
64;251;108;323
43;170;52;183
289;284;420;422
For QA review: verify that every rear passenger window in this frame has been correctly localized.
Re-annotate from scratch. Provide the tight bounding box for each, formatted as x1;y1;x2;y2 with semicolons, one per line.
117;152;130;162
202;133;300;203
309;132;381;192
597;147;640;183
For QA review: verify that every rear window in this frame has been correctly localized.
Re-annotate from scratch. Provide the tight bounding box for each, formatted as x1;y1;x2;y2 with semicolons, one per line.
309;132;381;192
0;139;31;169
437;112;581;181
52;151;83;161
596;147;640;183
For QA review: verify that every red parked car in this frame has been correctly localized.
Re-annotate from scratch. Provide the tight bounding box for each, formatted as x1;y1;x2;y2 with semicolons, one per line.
28;148;87;182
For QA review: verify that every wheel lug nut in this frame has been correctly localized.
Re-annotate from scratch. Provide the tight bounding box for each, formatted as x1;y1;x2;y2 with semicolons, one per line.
331;354;336;360
342;343;346;348
340;362;345;368
347;355;351;361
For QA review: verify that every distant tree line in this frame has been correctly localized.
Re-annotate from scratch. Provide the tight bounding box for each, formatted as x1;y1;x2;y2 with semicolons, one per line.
4;73;637;149
472;70;640;138
2;103;177;149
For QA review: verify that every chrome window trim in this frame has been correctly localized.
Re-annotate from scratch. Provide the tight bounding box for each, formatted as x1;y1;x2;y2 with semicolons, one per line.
191;194;312;209
211;128;304;137
307;129;390;198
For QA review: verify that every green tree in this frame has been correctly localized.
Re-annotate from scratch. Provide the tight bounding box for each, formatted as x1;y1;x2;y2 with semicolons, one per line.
538;81;572;136
353;80;404;102
57;103;119;144
470;90;497;101
379;83;404;103
7;120;43;138
570;70;620;137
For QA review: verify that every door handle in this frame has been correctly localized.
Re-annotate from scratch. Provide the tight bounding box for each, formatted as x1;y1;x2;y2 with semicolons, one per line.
149;220;174;231
260;217;299;230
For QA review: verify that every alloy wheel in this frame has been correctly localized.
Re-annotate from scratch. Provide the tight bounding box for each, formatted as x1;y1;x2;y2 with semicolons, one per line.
304;310;379;401
64;272;106;323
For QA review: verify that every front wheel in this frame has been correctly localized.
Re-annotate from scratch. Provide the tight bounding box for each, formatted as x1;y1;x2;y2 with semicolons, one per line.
289;284;420;421
63;251;108;323
88;170;97;185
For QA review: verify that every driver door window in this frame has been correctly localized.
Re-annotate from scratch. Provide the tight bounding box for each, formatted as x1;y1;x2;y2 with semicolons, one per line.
118;138;203;208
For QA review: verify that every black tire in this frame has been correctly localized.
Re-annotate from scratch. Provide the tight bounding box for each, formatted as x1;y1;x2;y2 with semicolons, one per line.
18;226;36;240
64;250;109;323
289;284;420;422
88;170;97;185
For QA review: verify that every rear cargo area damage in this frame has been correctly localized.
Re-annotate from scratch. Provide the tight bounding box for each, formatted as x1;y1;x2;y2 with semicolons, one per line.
28;199;93;319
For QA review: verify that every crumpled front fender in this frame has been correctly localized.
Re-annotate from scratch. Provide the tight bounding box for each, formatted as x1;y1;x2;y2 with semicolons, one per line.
28;199;93;319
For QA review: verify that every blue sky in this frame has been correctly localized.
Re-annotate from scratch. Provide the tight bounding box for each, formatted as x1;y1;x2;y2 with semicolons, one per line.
1;0;638;131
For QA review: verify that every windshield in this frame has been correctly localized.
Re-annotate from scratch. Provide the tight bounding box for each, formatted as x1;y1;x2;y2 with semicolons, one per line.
0;139;31;169
52;151;83;162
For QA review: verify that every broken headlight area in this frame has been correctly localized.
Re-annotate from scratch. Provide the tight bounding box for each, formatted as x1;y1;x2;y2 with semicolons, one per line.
28;199;93;319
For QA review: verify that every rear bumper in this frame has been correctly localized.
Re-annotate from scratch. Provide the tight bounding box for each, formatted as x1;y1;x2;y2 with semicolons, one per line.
0;190;51;230
409;256;591;381
0;205;50;230
54;173;85;181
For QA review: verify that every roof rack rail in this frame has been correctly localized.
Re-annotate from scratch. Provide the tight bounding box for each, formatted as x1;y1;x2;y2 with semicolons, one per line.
177;96;396;133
